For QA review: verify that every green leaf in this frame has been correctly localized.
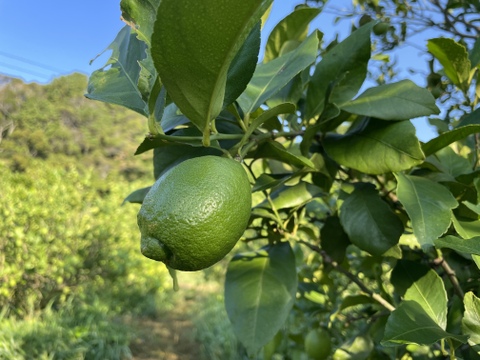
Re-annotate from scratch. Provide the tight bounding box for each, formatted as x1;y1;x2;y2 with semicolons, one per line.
395;173;458;247
435;235;480;255
225;242;297;355
152;145;222;180
428;38;471;92
86;26;147;115
237;32;319;114
264;6;321;63
339;183;403;256
404;270;447;329
253;140;316;169
324;119;424;175
223;23;261;107
470;37;480;69
320;215;350;263
457;107;480;127
390;260;430;297
151;0;272;135
422;125;480;156
382;300;468;346
463;292;480;349
452;216;480;239
244;103;296;140
123;186;151;205
425;146;472;177
256;182;323;210
252;173;293;193
339;80;439;120
120;0;161;45
306;23;373;120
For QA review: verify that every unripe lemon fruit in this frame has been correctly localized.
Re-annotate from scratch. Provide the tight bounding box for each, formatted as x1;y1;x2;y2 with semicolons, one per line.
137;155;252;271
305;328;332;360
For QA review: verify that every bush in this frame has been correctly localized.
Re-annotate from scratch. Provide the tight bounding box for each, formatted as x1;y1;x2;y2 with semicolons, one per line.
0;160;167;315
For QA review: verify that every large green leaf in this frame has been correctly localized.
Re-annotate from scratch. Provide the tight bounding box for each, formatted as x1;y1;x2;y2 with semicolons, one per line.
395;173;458;247
339;183;403;256
324;119;424;175
382;300;467;346
339;80;439;120
151;0;272;136
86;26;147;115
462;292;480;350
264;6;321;62
225;242;297;355
435;235;480;255
428;38;471;92
404;270;447;329
305;23;373;121
237;32;319;115
422;125;480;156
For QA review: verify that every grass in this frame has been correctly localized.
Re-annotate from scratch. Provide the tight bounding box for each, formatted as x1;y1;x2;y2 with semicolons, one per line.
0;298;133;360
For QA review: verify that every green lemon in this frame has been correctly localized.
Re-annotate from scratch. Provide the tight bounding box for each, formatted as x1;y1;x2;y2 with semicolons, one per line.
137;155;252;271
305;328;332;360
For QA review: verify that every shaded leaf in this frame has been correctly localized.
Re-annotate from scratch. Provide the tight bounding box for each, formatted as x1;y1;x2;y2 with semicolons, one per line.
422;125;480;156
339;183;403;256
152;145;222;180
339;80;439;120
456;107;480;127
237;32;319;114
320;215;350;263
253;140;315;169
225;242;297;355
256;182;322;210
390;260;430;297
245;103;296;140
152;0;272;134
324;119;424;175
264;6;321;62
224;22;261;107
395;173;458;247
306;23;373;120
87;26;147;115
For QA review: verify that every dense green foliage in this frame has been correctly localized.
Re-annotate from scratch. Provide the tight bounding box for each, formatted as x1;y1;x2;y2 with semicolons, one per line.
0;73;149;178
86;0;480;359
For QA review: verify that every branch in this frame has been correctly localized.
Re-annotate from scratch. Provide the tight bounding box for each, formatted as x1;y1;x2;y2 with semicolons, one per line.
298;241;396;312
432;257;465;299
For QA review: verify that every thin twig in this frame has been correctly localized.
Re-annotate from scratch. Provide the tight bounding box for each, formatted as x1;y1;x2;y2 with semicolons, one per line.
433;257;465;299
298;241;396;312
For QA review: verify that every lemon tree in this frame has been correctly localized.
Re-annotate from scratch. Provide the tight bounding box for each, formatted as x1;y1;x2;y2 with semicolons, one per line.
87;0;480;358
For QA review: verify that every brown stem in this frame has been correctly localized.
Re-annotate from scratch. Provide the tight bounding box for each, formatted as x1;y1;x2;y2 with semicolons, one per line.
299;241;396;312
433;257;465;299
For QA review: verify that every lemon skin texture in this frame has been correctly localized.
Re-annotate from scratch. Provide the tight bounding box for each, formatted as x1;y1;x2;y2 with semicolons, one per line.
305;328;332;360
137;155;252;271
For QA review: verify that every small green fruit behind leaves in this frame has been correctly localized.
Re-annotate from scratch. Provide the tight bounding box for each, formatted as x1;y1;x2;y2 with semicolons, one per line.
304;328;332;360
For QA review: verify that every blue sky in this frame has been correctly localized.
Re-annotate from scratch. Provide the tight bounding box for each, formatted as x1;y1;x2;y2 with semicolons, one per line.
0;0;440;140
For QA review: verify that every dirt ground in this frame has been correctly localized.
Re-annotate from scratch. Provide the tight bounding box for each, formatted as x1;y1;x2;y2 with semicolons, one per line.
126;274;220;360
128;311;200;360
